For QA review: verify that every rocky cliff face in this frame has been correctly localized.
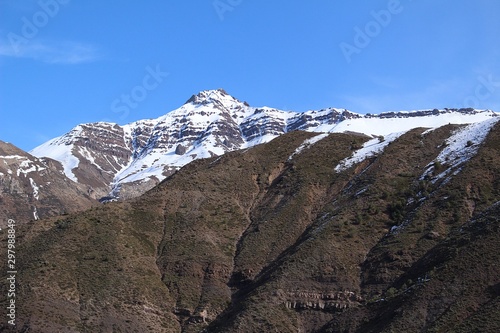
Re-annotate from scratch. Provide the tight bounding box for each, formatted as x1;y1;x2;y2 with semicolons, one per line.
0;141;97;226
30;89;498;200
3;118;500;332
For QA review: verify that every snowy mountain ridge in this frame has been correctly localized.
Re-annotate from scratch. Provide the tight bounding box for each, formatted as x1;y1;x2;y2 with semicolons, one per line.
30;89;498;199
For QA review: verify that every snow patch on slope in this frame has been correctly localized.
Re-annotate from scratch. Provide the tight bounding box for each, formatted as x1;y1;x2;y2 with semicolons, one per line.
33;206;39;220
0;155;25;159
289;133;329;160
78;146;104;171
421;118;500;182
29;177;40;200
31;139;79;182
335;132;406;172
0;155;46;177
17;159;38;176
319;111;496;137
242;133;280;148
113;152;168;184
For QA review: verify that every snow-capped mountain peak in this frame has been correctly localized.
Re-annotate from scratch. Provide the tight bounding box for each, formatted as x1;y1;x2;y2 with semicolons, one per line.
185;88;247;108
30;89;498;200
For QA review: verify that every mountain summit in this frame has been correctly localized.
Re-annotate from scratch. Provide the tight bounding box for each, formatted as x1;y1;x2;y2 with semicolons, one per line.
30;89;498;200
184;88;249;108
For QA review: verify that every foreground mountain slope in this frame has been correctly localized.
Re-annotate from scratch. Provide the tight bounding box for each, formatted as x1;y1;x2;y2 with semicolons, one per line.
209;120;500;332
2;119;499;332
0;141;97;225
30;89;498;200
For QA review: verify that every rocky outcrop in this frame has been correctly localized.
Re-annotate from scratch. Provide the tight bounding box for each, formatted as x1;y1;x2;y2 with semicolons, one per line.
283;290;363;311
175;144;186;155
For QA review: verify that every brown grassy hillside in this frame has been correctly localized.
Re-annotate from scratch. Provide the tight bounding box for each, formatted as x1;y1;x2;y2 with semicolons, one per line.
1;123;499;332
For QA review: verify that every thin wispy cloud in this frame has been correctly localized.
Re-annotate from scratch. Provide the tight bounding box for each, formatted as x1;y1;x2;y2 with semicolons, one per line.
0;39;101;64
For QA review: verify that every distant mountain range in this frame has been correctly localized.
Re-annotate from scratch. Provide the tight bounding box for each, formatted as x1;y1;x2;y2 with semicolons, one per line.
28;88;498;200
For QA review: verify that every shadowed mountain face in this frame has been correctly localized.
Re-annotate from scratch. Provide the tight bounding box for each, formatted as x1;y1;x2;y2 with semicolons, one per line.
1;120;499;332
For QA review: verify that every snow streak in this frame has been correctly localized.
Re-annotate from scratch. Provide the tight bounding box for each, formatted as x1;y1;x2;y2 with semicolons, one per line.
421;118;500;182
334;131;406;172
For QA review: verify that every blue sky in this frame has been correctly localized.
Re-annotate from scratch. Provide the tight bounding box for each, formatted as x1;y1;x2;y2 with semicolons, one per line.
1;0;499;151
